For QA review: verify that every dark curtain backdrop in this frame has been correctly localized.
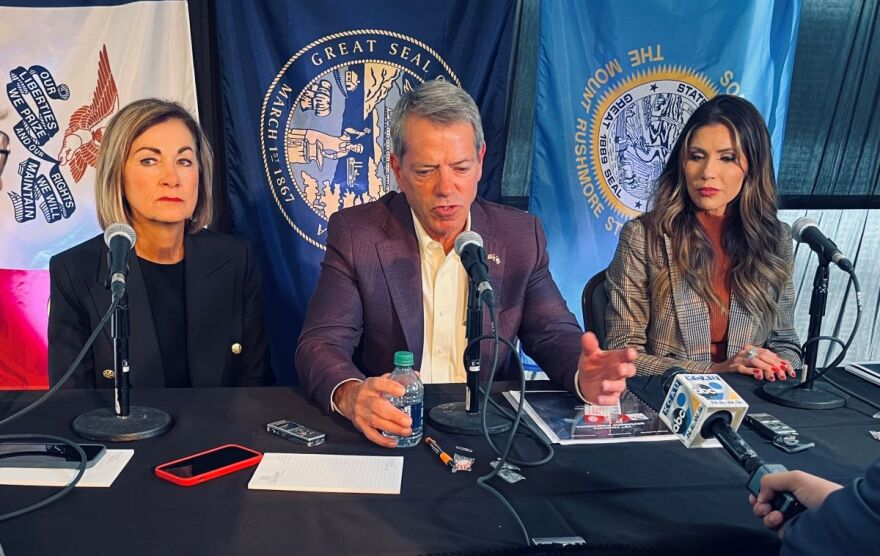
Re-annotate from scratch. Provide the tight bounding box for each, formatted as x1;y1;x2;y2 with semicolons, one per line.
778;0;880;208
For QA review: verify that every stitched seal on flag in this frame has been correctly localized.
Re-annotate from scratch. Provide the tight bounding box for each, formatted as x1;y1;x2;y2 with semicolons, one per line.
260;30;459;250
589;67;718;219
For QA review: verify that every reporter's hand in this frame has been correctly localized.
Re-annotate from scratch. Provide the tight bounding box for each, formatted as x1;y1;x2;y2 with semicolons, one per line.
577;332;637;405
748;470;842;532
333;375;410;448
711;344;795;381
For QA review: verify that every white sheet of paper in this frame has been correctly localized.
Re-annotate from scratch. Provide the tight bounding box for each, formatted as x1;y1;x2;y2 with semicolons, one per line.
248;453;403;495
0;449;134;488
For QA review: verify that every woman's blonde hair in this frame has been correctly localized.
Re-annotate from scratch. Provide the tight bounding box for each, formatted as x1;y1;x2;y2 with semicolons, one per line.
94;98;214;231
644;94;789;321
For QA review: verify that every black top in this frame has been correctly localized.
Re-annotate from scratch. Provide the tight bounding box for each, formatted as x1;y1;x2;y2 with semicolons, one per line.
48;230;273;388
138;256;190;387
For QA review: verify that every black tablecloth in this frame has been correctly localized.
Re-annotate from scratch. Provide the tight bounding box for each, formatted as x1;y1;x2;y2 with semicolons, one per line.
0;372;877;556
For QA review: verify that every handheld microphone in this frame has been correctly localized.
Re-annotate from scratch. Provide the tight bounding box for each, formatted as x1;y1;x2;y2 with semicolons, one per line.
791;217;853;272
104;223;137;299
454;231;495;306
659;369;805;520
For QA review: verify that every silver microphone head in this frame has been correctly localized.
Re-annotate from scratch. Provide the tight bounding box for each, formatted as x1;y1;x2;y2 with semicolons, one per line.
454;231;483;256
790;217;818;243
104;222;137;249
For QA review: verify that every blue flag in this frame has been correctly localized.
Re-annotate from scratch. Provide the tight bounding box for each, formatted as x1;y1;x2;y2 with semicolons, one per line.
529;0;801;326
216;0;515;383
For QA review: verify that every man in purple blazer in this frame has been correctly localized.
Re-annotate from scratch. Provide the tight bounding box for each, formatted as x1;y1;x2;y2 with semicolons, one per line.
296;80;636;447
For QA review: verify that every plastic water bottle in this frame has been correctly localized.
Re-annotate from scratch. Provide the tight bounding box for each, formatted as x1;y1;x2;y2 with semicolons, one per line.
382;351;424;448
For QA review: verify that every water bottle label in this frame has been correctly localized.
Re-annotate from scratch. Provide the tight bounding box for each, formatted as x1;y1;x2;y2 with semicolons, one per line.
404;402;423;430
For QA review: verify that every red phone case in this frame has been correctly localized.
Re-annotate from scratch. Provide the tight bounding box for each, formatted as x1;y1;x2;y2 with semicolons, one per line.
154;444;262;487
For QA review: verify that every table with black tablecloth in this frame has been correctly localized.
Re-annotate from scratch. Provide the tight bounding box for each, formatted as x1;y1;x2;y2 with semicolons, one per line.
0;372;876;555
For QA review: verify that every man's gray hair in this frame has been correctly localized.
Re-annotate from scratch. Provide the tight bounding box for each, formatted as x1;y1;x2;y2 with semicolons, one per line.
390;79;485;160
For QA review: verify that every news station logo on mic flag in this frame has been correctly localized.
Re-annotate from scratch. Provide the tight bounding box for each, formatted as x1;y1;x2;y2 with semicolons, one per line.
0;0;197;388
529;0;801;325
215;0;515;384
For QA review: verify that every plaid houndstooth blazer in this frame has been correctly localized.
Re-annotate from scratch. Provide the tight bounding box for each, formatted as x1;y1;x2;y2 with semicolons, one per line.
604;217;803;375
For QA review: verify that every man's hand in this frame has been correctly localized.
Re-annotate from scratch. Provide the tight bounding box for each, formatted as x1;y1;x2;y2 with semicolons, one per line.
748;470;842;534
576;332;637;405
333;375;411;448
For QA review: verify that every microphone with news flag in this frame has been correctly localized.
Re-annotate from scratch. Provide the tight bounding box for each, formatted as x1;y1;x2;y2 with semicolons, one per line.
659;368;805;520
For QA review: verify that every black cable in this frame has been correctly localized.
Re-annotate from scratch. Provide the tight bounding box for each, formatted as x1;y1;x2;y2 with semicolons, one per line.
460;300;558;546
0;435;86;522
0;295;119;521
471;302;531;545
808;270;862;383
822;375;880;412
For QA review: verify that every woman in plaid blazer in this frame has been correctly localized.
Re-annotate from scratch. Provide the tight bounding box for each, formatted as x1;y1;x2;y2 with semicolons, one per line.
605;95;802;380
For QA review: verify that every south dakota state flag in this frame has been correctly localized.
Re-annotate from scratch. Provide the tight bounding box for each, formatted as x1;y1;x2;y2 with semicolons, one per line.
216;0;515;384
530;0;801;326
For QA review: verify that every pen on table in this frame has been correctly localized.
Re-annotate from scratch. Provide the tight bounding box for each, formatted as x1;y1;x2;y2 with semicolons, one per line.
424;436;453;468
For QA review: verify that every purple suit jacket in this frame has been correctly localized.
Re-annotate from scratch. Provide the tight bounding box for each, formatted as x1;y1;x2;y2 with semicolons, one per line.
296;192;583;409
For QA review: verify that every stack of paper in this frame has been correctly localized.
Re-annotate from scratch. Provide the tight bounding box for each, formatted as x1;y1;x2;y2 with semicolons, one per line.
0;449;133;488
248;453;403;494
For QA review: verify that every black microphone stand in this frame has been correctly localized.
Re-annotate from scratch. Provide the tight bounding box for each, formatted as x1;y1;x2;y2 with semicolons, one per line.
72;290;173;441
759;254;846;409
427;276;511;435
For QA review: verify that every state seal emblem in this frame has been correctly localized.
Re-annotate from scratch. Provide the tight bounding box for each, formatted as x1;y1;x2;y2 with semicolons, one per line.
589;67;717;219
261;30;459;249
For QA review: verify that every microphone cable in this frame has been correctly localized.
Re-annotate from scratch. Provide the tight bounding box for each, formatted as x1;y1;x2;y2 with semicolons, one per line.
810;270;879;411
464;300;556;546
802;269;867;389
0;295;119;522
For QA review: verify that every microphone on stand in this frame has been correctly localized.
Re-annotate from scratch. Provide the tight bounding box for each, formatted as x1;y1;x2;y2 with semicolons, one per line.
72;223;172;442
659;369;805;520
104;223;136;299
759;217;859;410
791;218;853;273
454;231;495;307
427;231;511;436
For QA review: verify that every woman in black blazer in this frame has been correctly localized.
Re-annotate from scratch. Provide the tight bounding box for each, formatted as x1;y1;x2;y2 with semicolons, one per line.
49;99;272;387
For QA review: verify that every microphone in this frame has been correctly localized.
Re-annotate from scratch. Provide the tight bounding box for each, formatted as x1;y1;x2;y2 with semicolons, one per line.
454;231;495;306
659;369;805;520
104;223;137;298
791;217;853;272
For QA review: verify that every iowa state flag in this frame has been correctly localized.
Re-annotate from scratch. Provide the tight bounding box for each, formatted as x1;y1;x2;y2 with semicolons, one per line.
0;0;197;388
216;0;516;384
530;0;801;325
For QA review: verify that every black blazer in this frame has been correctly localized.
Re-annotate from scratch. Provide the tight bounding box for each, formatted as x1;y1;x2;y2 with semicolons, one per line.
48;229;272;387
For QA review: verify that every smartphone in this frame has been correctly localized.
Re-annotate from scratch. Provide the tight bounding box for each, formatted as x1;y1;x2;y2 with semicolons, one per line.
266;419;326;447
0;443;107;469
154;444;262;487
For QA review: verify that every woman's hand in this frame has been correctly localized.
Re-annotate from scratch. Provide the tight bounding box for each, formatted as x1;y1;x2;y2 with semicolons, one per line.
710;344;796;381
